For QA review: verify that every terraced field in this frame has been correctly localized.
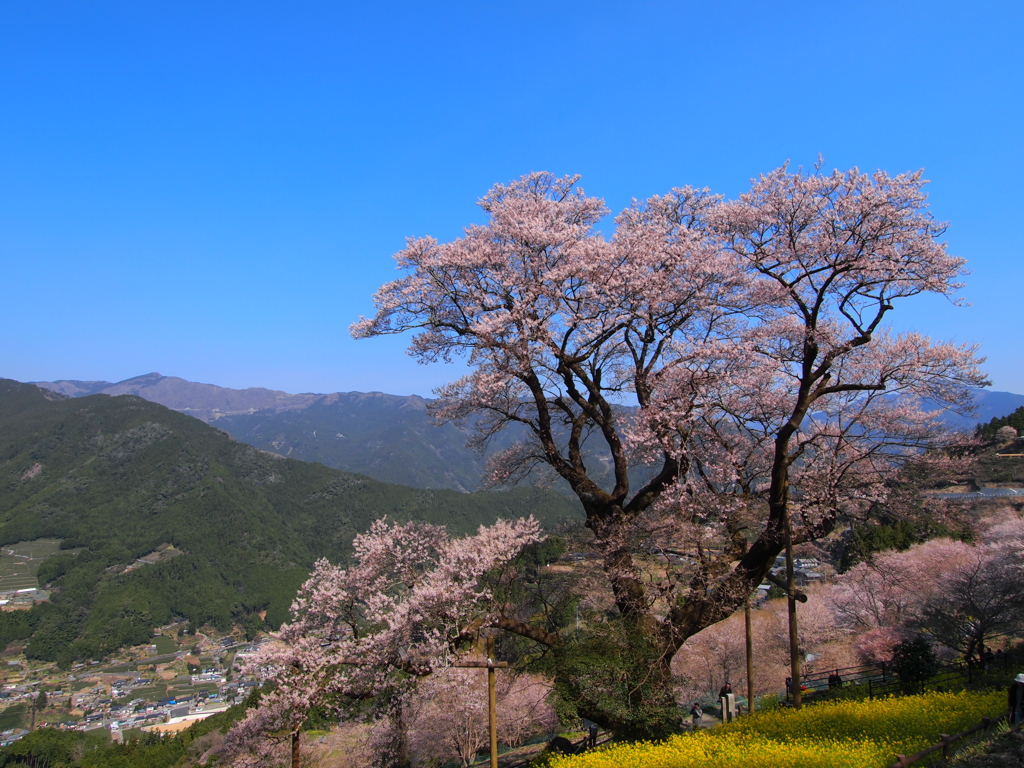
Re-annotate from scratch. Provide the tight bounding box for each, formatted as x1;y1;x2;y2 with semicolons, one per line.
0;538;63;592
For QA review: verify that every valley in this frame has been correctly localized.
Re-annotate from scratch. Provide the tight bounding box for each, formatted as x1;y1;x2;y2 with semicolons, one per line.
4;372;1024;764
0;378;581;669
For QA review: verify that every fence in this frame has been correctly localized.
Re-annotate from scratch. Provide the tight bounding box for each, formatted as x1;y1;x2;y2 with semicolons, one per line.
798;660;891;695
867;651;1018;700
887;714;1011;767
477;732;614;768
793;649;1020;702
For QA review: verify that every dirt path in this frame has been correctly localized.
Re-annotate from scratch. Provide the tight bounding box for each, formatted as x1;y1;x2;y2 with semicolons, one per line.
950;727;1024;767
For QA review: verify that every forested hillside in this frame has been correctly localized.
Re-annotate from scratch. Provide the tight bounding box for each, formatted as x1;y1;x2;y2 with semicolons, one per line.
212;390;538;491
0;379;581;664
35;374;1024;492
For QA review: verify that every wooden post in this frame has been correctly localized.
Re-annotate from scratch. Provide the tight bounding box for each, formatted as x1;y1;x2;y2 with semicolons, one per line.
488;661;498;768
454;640;508;768
745;596;754;714
785;511;802;709
487;637;498;768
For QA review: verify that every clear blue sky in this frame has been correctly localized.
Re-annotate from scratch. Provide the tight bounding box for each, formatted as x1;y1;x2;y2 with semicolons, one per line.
3;1;1021;397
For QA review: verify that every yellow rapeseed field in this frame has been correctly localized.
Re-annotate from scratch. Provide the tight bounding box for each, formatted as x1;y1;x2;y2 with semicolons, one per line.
546;690;1006;768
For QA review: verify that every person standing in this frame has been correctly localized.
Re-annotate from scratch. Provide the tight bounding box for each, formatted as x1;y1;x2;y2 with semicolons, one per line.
690;702;703;729
1010;673;1024;725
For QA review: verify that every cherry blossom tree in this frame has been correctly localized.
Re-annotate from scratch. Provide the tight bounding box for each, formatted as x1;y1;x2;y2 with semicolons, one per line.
830;537;976;641
913;514;1024;660
403;669;556;767
995;425;1018;445
830;513;1024;662
404;669;489;767
350;163;986;735
672;584;848;702
224;517;543;768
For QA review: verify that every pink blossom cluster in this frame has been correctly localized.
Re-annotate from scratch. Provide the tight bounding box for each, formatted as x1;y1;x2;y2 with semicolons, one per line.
403;669;556;767
224;516;542;765
830;511;1024;662
351;162;987;657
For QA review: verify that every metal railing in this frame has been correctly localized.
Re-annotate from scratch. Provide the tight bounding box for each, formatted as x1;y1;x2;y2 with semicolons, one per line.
794;649;1020;701
867;652;1018;700
797;660;891;695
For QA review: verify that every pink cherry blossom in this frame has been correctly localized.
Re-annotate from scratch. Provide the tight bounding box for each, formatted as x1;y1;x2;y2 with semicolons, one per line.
348;163;987;730
224;517;543;766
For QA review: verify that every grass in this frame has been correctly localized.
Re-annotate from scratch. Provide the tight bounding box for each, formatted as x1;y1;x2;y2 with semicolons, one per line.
150;635;177;655
948;721;1024;767
131;684;169;701
0;704;28;731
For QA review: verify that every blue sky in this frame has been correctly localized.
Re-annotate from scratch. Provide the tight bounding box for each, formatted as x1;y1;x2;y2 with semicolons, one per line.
3;1;1022;397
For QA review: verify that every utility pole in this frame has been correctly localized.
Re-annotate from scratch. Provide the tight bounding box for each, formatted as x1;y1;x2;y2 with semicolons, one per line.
785;510;802;708
744;596;754;715
488;640;498;768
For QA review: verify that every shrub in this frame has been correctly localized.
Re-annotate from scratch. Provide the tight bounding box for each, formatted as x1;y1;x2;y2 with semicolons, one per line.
892;637;938;693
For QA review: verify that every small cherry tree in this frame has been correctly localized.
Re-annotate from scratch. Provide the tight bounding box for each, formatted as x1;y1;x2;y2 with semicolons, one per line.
224;517;543;767
830;513;1024;662
350;163;985;735
913;515;1024;660
996;425;1018;445
403;669;556;767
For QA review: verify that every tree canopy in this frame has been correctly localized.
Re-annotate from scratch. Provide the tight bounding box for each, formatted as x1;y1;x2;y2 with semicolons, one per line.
976;405;1024;441
234;161;987;753
355;163;982;619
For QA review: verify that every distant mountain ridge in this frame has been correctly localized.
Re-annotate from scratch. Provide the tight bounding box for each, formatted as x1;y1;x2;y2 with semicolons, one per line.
0;378;581;663
32;373;1024;492
34;372;321;421
33;374;528;491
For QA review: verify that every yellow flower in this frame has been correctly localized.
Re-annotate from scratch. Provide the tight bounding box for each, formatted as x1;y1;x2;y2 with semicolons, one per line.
548;690;1004;768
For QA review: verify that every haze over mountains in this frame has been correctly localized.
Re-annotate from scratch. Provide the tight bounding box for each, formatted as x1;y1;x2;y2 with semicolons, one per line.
34;374;526;491
32;373;1024;493
33;373;322;422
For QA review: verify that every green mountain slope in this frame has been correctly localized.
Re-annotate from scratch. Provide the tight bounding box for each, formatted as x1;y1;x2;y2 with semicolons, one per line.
212;391;517;492
0;379;581;664
37;374;1024;492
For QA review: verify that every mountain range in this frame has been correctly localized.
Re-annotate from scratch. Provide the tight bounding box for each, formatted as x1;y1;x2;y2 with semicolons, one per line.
34;374;516;491
7;371;1022;665
32;373;1024;492
0;379;581;664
